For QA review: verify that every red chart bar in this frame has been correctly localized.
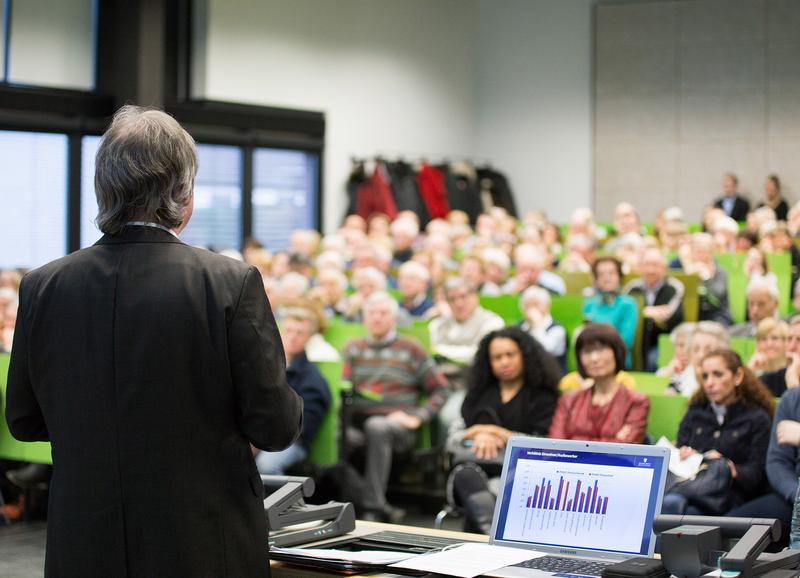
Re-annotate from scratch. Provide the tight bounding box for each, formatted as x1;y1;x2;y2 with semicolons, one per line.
549;498;554;509
544;483;552;510
533;487;539;509
567;499;572;510
527;495;532;508
603;496;609;514
539;479;546;508
591;480;599;513
579;492;585;512
563;482;570;510
585;487;592;513
573;481;581;512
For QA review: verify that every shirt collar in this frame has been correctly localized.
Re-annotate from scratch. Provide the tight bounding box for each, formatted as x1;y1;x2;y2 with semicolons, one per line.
125;221;179;238
368;329;397;346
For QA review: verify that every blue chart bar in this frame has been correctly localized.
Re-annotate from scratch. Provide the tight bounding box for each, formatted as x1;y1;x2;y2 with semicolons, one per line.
526;476;609;514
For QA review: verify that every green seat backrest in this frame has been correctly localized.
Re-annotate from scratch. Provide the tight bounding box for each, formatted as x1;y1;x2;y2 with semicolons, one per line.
0;354;53;464
646;393;689;443
629;372;669;395
551;295;585;372
398;321;432;353
657;333;673;369
558;272;592;295
323;319;368;351
308;361;347;465
657;334;755;370
767;252;792;316
479;294;523;325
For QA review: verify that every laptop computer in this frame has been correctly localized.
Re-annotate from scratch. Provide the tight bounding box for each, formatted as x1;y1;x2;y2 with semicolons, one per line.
485;436;669;578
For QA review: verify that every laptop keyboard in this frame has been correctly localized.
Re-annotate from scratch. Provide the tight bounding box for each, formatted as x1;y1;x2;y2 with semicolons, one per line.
359;530;477;551
514;555;612;577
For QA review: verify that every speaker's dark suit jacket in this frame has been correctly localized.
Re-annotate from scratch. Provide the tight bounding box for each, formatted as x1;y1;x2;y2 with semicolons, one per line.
6;225;303;578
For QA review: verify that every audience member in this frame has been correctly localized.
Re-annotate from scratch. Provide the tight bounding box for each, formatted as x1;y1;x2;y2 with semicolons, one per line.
758;316;800;397
396;260;434;319
504;244;566;295
309;268;349;318
459;254;501;296
605;202;642;252
749;318;789;375
656;322;696;378
255;307;331;475
624;247;685;371
743;246;777;288
713;173;750;221
344;267;387;322
448;328;560;533
557;234;594;273
390;217;419;265
757;174;788;221
548;324;649;443
682;233;731;325
661;349;774;515
342;292;449;522
429;278;505;369
727;385;800;532
519;286;568;373
730;277;779;337
667;321;729;397
582;256;638;366
481;248;511;290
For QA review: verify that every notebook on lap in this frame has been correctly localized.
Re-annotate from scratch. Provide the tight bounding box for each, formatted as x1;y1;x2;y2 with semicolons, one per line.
485;436;669;578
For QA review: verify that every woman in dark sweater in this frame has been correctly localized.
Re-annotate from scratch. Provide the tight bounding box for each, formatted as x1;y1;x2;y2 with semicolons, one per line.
449;327;560;533
662;349;775;515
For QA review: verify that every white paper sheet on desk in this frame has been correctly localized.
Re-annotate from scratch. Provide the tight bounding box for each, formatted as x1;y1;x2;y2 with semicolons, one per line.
656;436;703;478
389;543;542;578
271;546;414;565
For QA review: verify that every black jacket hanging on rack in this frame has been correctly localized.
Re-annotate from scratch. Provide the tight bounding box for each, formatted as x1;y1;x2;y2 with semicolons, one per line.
477;167;518;217
344;161;366;221
386;161;430;226
442;162;482;224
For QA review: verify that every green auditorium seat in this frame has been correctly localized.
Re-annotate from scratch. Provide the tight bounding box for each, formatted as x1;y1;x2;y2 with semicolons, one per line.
0;354;52;464
398;320;432;353
628;372;669;395
657;333;755;370
558;272;592;295
767;252;792;316
646;393;689;443
308;361;348;465
479;294;523;324
323;319;368;351
550;295;586;372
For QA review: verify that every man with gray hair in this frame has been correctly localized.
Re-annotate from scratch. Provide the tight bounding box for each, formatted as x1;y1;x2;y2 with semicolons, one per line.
6;105;302;578
730;277;780;337
342;291;448;522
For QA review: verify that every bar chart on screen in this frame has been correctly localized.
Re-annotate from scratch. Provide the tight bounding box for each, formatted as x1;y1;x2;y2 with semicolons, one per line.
501;457;655;553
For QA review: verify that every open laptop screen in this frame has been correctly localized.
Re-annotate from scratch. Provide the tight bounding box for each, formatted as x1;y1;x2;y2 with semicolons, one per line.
493;445;666;557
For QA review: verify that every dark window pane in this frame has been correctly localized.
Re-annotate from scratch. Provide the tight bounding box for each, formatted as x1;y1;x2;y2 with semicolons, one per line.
252;148;319;252
0;131;68;268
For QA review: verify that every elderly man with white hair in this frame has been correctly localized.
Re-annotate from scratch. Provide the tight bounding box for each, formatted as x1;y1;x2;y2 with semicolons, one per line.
730;277;780;337
503;243;566;295
342;291;448;522
390;217;419;265
519;286;567;372
397;260;434;318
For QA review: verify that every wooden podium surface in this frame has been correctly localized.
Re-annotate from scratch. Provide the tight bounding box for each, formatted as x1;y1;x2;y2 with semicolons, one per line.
270;520;487;578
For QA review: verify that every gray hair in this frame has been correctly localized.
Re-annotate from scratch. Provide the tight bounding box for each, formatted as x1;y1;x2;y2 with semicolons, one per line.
95;105;197;235
362;291;399;317
520;285;551;311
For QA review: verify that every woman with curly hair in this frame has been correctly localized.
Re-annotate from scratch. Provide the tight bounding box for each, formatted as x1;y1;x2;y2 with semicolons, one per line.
448;326;560;533
661;349;774;515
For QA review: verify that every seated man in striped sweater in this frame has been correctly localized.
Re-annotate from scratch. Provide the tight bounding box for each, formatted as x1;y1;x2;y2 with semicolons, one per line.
342;291;449;522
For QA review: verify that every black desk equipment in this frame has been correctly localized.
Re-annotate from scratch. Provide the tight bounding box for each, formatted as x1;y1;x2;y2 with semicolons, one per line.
654;515;800;578
262;475;355;548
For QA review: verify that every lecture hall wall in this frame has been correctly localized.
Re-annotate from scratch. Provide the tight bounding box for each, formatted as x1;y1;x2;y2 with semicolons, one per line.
195;0;594;230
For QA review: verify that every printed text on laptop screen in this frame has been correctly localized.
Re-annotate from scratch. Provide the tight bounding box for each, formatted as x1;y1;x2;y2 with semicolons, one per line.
494;447;664;556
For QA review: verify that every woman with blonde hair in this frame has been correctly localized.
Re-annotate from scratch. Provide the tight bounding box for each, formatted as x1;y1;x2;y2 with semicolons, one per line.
749;318;789;374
